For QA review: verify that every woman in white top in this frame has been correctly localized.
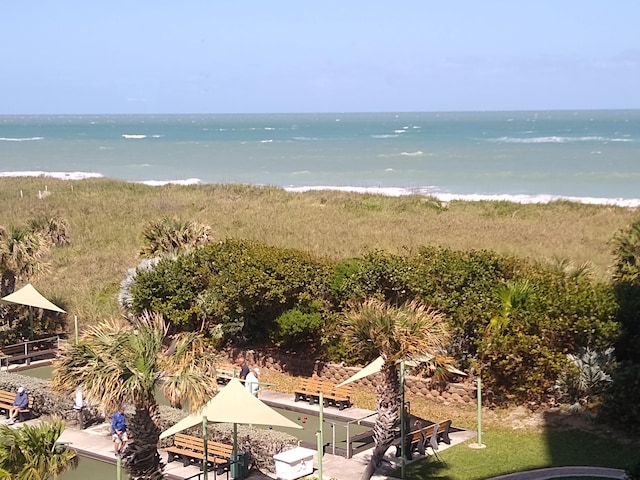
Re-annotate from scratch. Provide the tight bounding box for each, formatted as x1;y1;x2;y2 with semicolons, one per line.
245;367;260;396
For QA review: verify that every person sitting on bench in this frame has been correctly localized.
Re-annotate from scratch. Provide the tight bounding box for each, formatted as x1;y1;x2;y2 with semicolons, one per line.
7;386;28;425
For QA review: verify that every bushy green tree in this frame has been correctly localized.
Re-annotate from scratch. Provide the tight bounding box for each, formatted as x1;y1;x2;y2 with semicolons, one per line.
132;238;333;343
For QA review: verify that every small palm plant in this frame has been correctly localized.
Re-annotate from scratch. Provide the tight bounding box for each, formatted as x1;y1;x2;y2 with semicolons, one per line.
140;217;212;258
0;418;78;480
554;347;614;412
0;225;50;296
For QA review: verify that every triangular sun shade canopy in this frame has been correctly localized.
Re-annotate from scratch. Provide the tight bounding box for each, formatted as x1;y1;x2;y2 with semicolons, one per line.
336;354;466;388
160;378;301;439
1;283;65;313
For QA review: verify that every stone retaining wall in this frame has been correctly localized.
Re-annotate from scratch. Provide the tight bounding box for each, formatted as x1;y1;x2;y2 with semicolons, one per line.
228;349;476;406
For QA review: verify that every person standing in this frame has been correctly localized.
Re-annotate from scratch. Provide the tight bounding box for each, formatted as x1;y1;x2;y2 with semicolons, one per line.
236;356;249;381
245;367;260;397
7;386;28;425
111;406;128;455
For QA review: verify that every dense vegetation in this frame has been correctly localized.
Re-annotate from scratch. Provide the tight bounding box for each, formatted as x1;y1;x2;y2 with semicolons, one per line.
1;177;639;437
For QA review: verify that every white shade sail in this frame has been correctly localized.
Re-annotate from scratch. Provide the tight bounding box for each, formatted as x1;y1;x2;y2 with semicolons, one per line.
335;356;385;388
1;283;66;313
160;378;302;439
336;354;466;389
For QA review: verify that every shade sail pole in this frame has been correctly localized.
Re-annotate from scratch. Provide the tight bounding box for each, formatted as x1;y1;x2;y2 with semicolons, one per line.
202;416;208;480
233;422;238;478
28;306;34;340
317;391;323;479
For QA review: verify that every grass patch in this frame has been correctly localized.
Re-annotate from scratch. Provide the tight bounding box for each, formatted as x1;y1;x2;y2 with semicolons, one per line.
0;177;637;320
398;428;638;480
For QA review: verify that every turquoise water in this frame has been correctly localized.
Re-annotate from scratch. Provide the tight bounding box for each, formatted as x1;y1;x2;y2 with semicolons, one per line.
1;111;639;204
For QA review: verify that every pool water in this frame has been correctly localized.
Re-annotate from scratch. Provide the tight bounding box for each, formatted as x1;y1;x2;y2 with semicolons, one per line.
61;456;115;480
268;406;371;450
20;364;374;457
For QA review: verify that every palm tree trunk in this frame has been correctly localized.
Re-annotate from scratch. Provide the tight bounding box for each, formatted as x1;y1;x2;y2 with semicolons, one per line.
361;362;400;480
123;401;165;480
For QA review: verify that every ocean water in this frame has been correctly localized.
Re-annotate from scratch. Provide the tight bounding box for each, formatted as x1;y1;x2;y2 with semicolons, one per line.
1;111;639;206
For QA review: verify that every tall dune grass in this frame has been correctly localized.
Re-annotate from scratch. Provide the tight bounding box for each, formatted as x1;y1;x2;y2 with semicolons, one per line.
0;177;637;324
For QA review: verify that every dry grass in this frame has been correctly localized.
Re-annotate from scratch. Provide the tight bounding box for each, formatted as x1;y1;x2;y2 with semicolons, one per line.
0;177;637;322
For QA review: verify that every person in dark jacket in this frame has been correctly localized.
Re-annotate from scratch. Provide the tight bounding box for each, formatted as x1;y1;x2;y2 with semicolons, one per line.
7;386;28;425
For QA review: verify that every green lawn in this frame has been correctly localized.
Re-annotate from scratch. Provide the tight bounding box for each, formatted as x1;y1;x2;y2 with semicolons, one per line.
395;429;639;480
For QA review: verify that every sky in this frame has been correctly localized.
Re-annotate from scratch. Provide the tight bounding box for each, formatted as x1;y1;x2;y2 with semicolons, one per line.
2;1;640;114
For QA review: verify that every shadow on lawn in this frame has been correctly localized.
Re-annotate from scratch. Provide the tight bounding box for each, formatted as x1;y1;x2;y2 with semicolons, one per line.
542;410;640;471
387;457;453;480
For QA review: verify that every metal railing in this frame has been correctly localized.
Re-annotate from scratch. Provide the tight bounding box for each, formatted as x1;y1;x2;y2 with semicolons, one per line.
0;335;60;370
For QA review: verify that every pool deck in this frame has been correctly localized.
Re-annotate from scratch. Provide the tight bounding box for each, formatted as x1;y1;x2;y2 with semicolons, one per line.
17;386;475;480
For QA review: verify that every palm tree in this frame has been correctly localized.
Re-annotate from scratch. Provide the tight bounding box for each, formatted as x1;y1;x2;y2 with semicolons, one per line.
28;215;72;247
51;311;218;480
344;299;451;480
139;217;212;258
0;225;50;296
486;280;533;334
0;418;78;480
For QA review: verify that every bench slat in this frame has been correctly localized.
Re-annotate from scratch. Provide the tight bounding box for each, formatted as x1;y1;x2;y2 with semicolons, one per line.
167;433;234;468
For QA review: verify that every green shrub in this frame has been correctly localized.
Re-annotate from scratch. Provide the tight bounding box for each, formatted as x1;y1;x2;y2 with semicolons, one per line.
132;238;333;344
272;308;324;348
0;372;79;422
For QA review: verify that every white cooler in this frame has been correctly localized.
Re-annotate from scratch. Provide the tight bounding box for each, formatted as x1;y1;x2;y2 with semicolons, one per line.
273;447;315;480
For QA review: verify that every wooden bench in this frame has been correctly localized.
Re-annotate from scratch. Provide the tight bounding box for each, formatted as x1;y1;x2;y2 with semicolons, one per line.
0;389;34;422
294;378;353;409
395;419;452;460
166;432;234;474
322;383;352;410
294;378;324;404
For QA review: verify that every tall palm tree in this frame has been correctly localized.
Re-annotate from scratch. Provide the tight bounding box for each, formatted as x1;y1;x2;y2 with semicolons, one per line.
139;217;212;258
344;299;451;480
51;311;218;480
0;225;50;296
0;418;78;480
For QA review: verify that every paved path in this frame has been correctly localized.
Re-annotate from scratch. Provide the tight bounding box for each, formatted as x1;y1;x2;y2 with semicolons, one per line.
53;389;475;480
29;415;629;480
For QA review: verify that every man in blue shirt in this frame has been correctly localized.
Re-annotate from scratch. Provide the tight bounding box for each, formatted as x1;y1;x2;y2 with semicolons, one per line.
7;386;28;425
111;406;127;455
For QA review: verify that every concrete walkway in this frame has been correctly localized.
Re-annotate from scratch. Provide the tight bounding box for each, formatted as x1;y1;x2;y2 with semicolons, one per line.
54;388;475;480
9;376;622;480
23;415;627;480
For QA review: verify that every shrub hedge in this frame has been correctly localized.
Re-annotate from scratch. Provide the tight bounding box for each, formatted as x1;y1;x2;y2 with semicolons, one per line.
128;238;622;407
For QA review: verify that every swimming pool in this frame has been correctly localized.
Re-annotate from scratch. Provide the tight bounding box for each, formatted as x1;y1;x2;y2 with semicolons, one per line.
20;364;375;458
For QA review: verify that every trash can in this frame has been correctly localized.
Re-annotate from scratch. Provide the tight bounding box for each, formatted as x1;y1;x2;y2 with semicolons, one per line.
230;450;249;479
